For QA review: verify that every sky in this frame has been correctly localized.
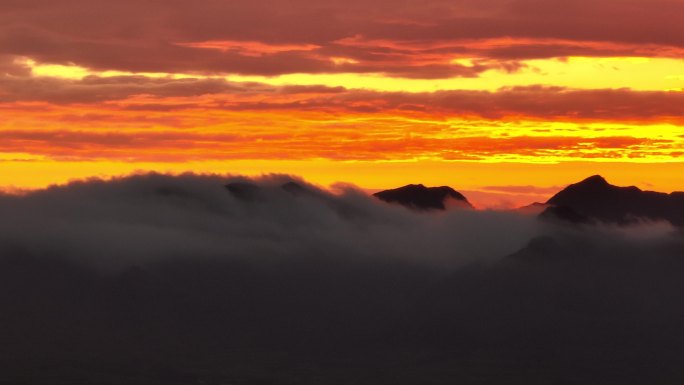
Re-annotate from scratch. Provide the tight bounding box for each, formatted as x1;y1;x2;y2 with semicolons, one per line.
1;0;684;207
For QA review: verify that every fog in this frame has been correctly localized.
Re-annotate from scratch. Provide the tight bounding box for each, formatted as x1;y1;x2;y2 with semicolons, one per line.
0;173;683;385
0;173;546;270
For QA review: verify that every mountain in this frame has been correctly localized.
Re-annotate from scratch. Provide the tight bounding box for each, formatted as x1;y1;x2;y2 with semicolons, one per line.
544;175;684;226
373;184;472;210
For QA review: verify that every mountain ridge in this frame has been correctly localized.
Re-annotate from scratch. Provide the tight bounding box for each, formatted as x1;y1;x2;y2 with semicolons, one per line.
373;184;473;210
543;174;684;226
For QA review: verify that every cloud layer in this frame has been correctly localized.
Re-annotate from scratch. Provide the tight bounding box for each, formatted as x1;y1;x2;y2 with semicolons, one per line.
3;0;684;77
1;173;683;384
0;173;541;269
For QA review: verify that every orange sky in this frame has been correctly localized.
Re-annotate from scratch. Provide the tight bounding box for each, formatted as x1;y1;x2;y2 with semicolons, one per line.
1;1;684;207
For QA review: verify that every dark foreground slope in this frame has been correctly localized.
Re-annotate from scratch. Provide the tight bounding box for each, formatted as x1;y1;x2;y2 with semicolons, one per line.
3;230;684;385
1;174;684;385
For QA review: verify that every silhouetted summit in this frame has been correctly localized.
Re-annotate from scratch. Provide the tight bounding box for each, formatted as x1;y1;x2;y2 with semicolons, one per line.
374;184;472;210
545;175;684;226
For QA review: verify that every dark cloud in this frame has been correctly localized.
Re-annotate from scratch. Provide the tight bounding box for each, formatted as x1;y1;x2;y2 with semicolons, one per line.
0;74;274;103
253;85;684;122
334;86;684;121
6;77;684;124
0;77;684;124
1;1;683;78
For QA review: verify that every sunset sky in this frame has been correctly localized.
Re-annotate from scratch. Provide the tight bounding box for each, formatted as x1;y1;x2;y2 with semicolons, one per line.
2;0;684;207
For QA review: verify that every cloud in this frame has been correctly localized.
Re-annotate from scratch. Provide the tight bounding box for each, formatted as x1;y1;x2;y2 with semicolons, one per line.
482;184;564;195
319;86;684;122
463;185;563;209
1;172;678;274
0;129;669;162
0;173;541;269
6;76;684;124
2;1;684;78
3;81;682;162
0;73;275;103
0;54;31;76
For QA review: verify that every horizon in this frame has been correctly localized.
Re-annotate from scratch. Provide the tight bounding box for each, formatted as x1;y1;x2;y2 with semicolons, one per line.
3;170;682;212
1;170;677;210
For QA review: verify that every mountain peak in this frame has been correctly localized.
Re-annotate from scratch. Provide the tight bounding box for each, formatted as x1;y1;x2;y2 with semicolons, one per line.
545;175;684;226
374;184;471;211
547;175;620;206
579;175;609;186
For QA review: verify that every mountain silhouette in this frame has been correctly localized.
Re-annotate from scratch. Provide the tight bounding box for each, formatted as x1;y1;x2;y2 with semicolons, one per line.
544;175;684;226
373;184;472;210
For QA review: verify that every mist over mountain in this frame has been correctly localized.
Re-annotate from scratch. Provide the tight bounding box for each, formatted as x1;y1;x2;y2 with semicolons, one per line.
0;173;683;384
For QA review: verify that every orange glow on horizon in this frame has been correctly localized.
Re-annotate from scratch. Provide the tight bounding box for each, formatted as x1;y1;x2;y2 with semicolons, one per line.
3;159;684;209
3;36;684;204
